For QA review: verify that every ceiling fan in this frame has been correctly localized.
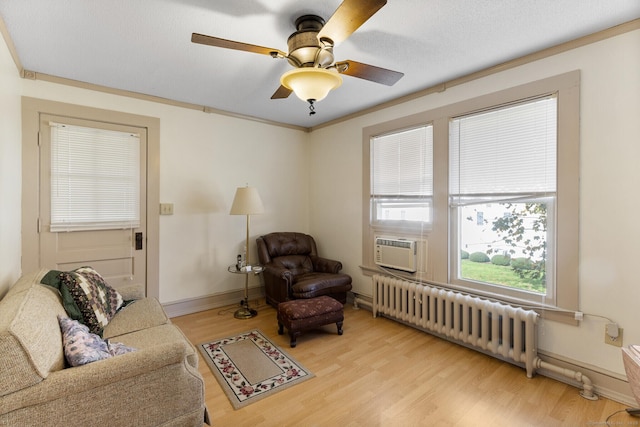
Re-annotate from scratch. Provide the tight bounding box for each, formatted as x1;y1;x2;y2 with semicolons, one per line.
191;0;404;115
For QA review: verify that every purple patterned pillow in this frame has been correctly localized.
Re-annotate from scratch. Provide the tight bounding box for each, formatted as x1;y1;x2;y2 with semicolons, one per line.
58;316;135;367
107;341;137;356
59;266;124;336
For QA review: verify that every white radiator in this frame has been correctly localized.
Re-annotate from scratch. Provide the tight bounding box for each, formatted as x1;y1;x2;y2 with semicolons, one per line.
372;274;539;378
364;274;597;399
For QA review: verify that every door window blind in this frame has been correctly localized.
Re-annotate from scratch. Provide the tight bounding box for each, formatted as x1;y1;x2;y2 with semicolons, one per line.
50;122;140;232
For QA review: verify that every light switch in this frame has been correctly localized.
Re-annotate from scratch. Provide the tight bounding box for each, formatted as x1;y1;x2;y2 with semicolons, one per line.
160;203;174;215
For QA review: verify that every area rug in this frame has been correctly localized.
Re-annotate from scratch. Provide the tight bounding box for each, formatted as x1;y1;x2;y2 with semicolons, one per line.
198;329;314;409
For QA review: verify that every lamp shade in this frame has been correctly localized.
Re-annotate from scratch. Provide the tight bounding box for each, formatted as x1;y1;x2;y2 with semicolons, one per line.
229;186;264;215
280;68;343;102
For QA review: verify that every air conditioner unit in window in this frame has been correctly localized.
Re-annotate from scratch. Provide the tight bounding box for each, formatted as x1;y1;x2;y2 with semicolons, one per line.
374;237;417;273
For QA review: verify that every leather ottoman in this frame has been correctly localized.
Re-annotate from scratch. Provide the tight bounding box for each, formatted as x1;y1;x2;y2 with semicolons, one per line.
277;296;344;347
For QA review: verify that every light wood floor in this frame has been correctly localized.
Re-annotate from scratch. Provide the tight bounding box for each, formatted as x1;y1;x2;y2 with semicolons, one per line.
172;300;634;426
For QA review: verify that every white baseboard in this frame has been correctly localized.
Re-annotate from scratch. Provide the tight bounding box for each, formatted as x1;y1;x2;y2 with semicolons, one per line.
162;286;265;318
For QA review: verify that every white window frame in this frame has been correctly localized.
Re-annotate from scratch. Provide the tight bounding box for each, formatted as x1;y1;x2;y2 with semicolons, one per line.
362;71;580;321
370;124;434;231
448;94;559;305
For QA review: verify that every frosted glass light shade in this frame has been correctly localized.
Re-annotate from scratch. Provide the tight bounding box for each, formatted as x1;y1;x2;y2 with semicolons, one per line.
280;68;343;102
229;186;264;215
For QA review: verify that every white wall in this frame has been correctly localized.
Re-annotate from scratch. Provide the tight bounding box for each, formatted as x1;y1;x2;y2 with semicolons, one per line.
308;29;640;376
152;108;309;302
0;33;22;298
0;32;310;303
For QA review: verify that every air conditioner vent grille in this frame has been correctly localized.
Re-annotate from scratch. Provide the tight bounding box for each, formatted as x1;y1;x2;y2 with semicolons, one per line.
374;237;417;272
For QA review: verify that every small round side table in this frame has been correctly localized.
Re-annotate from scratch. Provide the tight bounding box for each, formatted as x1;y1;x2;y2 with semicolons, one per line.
227;265;263;319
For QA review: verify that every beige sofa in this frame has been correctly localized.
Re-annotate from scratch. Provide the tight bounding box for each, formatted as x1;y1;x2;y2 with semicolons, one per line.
0;269;208;426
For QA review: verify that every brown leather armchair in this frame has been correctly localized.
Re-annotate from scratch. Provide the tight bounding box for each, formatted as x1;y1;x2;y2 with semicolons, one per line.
256;232;352;307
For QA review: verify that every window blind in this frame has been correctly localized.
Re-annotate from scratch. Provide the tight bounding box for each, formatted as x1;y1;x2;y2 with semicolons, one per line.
372;125;433;197
50;122;141;232
449;95;557;198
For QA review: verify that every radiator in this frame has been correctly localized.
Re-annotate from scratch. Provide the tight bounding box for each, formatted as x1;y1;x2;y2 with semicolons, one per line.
372;274;539;378
365;274;597;399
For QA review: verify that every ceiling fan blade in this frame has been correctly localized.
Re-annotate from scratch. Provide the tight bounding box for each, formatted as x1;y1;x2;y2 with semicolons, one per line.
271;85;293;99
336;60;404;86
318;0;387;45
191;33;286;58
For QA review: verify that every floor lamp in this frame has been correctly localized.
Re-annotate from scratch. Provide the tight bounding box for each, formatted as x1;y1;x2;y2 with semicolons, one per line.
230;185;264;319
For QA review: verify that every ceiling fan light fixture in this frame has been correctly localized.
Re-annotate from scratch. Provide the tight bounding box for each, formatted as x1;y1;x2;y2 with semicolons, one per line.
280;68;343;102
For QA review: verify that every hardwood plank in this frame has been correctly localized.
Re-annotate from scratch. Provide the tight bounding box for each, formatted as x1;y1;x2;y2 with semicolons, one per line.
171;301;633;426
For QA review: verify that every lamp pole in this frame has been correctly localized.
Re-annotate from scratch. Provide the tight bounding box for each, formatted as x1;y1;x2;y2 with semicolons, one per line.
229;185;264;319
235;213;257;319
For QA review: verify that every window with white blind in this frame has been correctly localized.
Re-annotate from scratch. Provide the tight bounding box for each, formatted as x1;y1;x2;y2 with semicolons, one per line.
50;122;141;232
363;71;580;316
370;125;433;227
449;95;557;298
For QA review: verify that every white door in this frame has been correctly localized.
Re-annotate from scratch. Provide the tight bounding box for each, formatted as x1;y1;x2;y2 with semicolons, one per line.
37;114;147;291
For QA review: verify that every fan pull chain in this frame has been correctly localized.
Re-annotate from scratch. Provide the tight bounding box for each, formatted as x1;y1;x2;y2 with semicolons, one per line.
308;99;316;115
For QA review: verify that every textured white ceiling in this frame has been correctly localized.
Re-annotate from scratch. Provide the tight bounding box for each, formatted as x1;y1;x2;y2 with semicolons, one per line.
1;0;639;128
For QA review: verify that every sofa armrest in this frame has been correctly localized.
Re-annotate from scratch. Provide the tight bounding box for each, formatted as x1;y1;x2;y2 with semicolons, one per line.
1;341;192;414
310;255;343;274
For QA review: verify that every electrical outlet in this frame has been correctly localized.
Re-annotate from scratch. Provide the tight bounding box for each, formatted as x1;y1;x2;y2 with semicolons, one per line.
159;203;174;215
605;326;623;347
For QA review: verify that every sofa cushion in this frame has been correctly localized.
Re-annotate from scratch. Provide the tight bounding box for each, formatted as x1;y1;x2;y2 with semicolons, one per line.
59;267;124;336
0;270;67;397
102;298;169;339
59;316;135;367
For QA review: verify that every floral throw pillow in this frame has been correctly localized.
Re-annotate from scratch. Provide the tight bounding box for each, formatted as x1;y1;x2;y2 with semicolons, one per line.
58;316;136;367
59;266;124;336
